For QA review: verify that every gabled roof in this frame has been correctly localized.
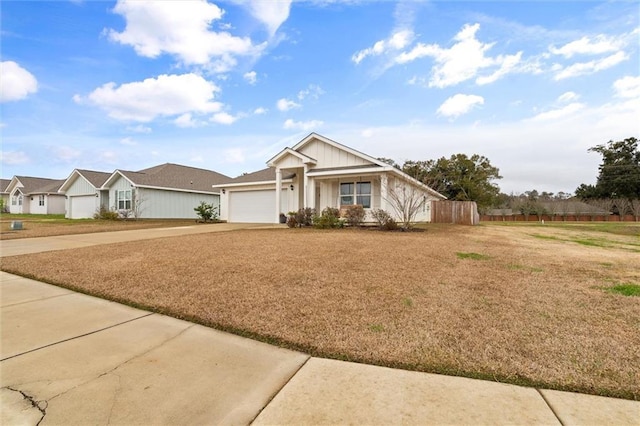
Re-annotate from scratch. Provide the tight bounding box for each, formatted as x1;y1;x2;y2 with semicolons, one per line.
292;133;390;168
214;168;296;187
8;176;65;195
0;179;11;193
267;147;317;167
59;169;112;192
102;163;232;193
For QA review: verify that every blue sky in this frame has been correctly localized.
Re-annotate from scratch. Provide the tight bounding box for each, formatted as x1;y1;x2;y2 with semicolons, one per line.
1;0;639;194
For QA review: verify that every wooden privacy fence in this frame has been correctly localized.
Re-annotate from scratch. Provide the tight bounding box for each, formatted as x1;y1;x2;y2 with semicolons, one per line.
431;201;479;225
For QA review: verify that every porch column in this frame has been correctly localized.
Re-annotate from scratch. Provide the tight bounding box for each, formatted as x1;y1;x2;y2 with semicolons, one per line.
308;177;316;210
275;168;282;223
380;174;388;212
303;164;309;208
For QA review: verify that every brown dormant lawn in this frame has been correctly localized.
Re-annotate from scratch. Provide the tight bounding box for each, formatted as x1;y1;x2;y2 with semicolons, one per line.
2;223;639;400
0;217;198;240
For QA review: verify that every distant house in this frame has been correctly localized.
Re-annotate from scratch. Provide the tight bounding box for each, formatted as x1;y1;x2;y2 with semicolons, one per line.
101;163;232;219
213;133;446;223
1;179;11;212
59;169;112;219
6;176;66;215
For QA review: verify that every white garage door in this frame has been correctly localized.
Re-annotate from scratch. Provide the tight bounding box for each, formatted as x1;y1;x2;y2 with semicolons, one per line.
69;195;97;219
229;189;288;223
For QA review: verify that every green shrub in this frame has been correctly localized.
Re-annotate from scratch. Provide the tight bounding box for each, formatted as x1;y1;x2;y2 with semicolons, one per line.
93;206;120;220
194;201;218;222
313;207;342;229
344;205;366;227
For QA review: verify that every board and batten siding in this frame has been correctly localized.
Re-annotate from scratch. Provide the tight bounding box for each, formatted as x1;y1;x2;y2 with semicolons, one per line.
135;187;219;219
299;139;372;169
65;175;96;196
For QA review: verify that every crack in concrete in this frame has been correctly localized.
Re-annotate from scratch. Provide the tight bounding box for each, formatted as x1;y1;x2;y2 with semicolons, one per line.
6;386;48;426
537;389;565;426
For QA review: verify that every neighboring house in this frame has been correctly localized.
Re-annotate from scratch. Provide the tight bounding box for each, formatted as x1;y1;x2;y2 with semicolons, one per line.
214;133;446;223
0;179;11;212
101;163;232;219
6;176;66;214
59;169;112;219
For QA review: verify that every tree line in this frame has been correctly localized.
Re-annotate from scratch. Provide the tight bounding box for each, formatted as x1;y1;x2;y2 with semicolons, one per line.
382;136;639;220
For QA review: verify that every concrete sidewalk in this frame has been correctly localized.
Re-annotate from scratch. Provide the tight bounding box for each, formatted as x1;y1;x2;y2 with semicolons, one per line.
1;227;638;425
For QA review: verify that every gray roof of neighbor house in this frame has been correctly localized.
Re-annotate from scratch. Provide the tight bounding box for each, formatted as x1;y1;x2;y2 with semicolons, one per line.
0;179;10;193
117;163;232;192
13;176;65;195
76;169;111;188
226;168;296;184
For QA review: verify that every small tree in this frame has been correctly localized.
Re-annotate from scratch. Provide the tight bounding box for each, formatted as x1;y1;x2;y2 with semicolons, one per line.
629;199;640;222
194;201;217;222
382;178;426;230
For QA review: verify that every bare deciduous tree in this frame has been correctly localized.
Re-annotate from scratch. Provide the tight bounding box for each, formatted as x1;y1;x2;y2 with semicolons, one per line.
382;177;427;230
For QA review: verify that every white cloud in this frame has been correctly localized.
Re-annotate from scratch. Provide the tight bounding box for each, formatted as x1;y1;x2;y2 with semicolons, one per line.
437;94;484;119
240;0;292;37
120;137;137;146
396;23;522;88
51;145;81;162
175;113;198;128
553;51;628;80
613;76;640;99
549;35;625;58
243;71;257;85
276;98;300;111
297;84;325;100
107;0;259;68
557;91;580;103
530;102;585;121
126;124;152;133
283;118;323;131
254;107;268;115
352;29;414;64
0;61;38;102
211;111;238;125
224;148;245;163
76;73;222;122
0;150;29;165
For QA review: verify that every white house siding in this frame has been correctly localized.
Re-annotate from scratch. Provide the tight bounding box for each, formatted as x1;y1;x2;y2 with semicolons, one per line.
299;139;372;169
65;175;95;196
64;175;99;218
135;187;219;219
30;195;65;215
278;155;304;169
108;175;134;211
9;190;25;214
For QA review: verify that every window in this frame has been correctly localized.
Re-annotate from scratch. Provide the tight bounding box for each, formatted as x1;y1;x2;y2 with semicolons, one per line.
11;195;17;206
39;195;45;206
340;181;371;208
116;190;132;210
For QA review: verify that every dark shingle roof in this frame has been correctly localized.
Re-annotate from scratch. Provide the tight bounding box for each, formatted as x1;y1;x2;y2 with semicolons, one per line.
14;176;65;194
76;169;111;188
119;163;232;192
228;167;295;184
0;179;10;193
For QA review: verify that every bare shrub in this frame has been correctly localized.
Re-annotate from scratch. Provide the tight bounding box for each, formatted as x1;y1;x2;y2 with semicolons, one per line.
343;205;366;227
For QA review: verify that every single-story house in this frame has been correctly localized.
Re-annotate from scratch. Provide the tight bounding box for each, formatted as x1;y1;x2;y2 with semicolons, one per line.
59;169;112;219
214;133;446;223
100;163;232;219
1;179;11;212
5;176;66;215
